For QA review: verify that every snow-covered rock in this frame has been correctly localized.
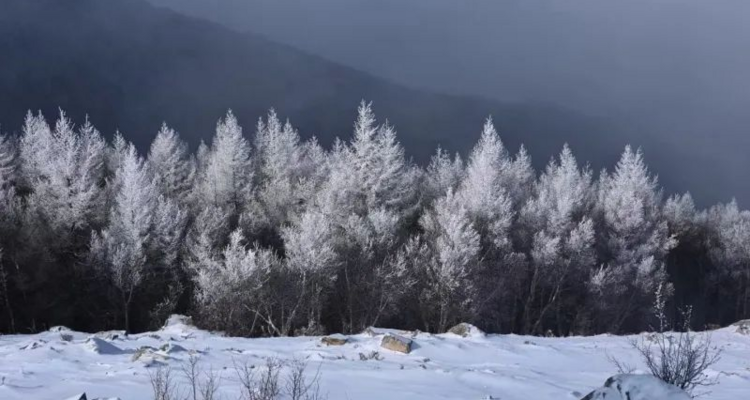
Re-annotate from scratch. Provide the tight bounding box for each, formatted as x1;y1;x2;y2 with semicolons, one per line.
733;319;750;335
447;323;485;338
19;339;47;350
63;393;121;400
163;314;193;329
93;331;125;341
159;342;188;354
380;333;412;353
321;335;347;346
581;375;690;400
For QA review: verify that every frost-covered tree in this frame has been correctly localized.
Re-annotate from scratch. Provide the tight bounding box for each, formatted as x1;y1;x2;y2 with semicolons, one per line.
319;102;420;218
2;103;750;336
148;123;194;200
0;133;19;226
20;112;106;239
276;210;339;333
703;200;750;320
0;134;16;190
591;146;676;332
458;118;514;250
11;113;108;329
664;193;699;243
418;189;481;332
313;102;421;332
423;147;464;201
18;111;53;187
195;111;252;213
0;135;19;334
191;229;276;335
519;145;596;334
247;111;325;240
90;143;156;332
455;118;524;331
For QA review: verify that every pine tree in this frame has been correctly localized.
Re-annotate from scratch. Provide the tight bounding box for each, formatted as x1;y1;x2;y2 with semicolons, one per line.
419;189;481;331
314;102;421;332
90;143;156;332
455;118;523;331
458;118;514;251
195;111;253;213
592;146;676;332
519;145;596;334
704;200;750;320
248;111;325;240
423;147;464;202
281;210;338;332
191;229;276;335
148;123;194;200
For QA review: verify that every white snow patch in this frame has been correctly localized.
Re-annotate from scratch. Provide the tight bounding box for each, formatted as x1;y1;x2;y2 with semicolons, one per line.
0;320;747;400
84;337;124;355
584;374;690;400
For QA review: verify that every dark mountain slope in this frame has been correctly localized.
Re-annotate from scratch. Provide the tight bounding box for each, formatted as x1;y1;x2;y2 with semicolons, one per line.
0;0;622;165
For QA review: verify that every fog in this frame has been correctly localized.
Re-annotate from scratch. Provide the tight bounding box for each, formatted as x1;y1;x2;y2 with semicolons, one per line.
152;0;750;206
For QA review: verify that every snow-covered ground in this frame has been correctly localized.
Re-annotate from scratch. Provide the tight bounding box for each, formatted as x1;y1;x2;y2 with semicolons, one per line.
1;317;748;400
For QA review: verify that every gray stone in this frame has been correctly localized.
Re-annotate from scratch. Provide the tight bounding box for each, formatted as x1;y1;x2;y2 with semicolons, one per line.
380;333;412;354
321;336;347;346
447;323;485;338
733;319;750;335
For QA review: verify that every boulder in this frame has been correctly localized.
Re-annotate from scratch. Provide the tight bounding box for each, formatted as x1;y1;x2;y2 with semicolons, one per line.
447;323;485;338
733;319;750;335
60;333;74;342
159;342;188;353
321;335;347;346
20;339;47;350
64;394;87;400
131;346;165;362
164;314;194;328
380;333;412;354
580;375;690;400
93;331;125;341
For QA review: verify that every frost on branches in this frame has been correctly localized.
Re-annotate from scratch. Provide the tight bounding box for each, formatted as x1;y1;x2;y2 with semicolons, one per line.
0;103;747;337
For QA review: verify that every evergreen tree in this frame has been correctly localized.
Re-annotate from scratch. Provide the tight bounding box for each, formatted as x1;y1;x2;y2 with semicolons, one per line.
90;143;156;332
419;189;481;332
591;146;676;332
148;123;194;200
195;111;252;213
519;145;596;334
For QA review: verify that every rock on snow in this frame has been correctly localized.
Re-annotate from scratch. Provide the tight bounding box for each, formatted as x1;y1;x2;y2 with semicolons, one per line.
581;375;691;400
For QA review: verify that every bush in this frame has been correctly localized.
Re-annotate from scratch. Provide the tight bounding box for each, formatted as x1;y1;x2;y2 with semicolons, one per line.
149;355;325;400
612;284;721;396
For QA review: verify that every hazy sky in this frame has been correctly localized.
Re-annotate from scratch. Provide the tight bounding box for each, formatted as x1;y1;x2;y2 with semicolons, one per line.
150;0;750;206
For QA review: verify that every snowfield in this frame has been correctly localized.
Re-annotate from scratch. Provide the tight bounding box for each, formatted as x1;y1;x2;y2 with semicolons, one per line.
1;317;748;400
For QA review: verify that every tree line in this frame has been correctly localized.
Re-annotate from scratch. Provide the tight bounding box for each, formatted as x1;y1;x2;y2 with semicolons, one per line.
0;102;747;336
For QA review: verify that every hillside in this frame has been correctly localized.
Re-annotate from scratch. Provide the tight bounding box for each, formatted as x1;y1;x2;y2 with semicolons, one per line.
149;0;750;206
0;317;747;399
0;0;621;163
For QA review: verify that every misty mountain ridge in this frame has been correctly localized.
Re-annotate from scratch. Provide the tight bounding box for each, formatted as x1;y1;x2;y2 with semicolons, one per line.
149;0;750;207
0;0;627;177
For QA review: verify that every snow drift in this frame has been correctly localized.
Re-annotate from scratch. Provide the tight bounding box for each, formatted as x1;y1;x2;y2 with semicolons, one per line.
0;319;747;400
